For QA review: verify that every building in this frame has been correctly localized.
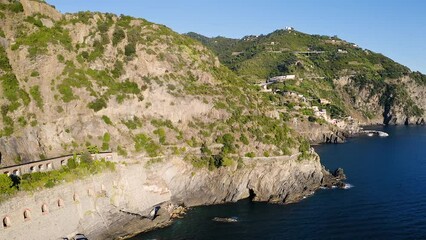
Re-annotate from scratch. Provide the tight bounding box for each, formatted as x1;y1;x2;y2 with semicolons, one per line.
315;109;328;120
267;75;296;83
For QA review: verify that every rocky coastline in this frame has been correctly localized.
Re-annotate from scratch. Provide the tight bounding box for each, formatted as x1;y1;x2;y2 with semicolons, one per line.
115;154;347;239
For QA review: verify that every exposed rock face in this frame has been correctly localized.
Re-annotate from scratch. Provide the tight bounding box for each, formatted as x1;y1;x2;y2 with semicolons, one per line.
321;167;347;189
0;155;332;239
335;76;426;126
20;0;62;21
156;155;324;206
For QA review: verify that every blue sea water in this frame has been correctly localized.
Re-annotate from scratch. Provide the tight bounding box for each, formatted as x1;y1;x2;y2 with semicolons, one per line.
133;126;426;240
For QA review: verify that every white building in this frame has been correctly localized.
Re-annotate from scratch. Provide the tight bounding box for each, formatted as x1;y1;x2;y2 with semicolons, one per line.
268;75;296;83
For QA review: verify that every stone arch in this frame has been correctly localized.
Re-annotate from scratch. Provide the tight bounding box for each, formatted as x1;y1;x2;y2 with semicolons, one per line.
12;169;19;176
41;204;49;214
47;163;53;170
3;216;11;228
38;164;44;172
29;166;37;173
23;209;31;220
61;160;67;166
57;199;64;207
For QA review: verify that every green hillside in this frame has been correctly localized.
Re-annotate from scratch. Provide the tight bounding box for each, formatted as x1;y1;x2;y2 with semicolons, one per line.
187;29;426;122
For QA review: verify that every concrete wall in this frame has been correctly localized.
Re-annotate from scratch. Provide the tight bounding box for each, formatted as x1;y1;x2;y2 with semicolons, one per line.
0;158;171;240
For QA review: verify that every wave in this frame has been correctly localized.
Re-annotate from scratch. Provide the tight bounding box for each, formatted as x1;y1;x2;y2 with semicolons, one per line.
343;183;354;189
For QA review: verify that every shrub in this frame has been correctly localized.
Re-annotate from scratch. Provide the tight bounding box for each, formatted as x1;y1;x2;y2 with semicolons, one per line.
153;128;166;144
239;134;249;145
30;85;43;109
57;54;65;62
18;116;27;126
112;28;125;46
245;152;255;158
122;116;142;129
88;98;107;112
0;174;15;195
57;84;77;102
117;145;127;157
101;115;112;125
98;22;110;33
102;132;111;151
86;145;99;154
124;43;136;56
134;133;161;157
8;1;24;13
217;133;235;155
30;71;40;77
111;60;124;78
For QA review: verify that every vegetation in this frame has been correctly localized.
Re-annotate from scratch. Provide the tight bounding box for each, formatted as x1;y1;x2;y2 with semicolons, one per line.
122;116;142;129
88;98;107;112
0;156;115;202
112;27;125;46
29;86;44;109
0;1;24;13
134;133;161;157
102;115;113;125
188;29;424;122
13;24;72;58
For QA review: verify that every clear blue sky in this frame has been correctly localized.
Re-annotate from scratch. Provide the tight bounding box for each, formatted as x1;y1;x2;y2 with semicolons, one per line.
47;0;426;73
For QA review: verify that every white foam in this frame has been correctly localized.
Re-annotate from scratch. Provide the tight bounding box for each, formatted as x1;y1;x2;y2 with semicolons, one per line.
343;183;354;189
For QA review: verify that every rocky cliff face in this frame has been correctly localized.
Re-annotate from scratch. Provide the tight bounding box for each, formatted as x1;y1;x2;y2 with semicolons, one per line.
335;76;426;126
157;154;323;206
0;0;301;167
0;154;329;239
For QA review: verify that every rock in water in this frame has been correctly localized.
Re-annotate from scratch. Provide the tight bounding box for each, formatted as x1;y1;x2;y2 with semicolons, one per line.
333;168;346;180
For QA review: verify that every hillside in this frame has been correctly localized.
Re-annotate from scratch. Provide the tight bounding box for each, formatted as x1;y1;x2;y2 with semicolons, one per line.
0;0;310;167
187;30;426;126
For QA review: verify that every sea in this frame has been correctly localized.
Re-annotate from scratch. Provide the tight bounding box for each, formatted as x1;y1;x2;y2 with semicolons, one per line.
132;126;426;240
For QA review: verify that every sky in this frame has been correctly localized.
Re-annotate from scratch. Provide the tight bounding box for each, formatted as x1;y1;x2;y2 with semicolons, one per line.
46;0;426;73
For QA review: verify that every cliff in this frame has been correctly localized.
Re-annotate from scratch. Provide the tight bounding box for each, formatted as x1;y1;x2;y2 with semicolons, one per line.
0;154;326;239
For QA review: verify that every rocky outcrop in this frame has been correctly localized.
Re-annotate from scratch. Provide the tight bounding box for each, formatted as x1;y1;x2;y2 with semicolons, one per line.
154;154;325;206
323;131;346;144
0;154;340;239
20;0;62;21
321;167;347;189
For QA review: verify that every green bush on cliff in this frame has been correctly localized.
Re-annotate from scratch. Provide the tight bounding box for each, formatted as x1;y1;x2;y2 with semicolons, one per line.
112;27;125;46
134;133;161;157
0;174;16;196
102;132;111;150
298;138;312;160
14;25;72;57
30;86;44;109
102;115;113;125
88;98;107;112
